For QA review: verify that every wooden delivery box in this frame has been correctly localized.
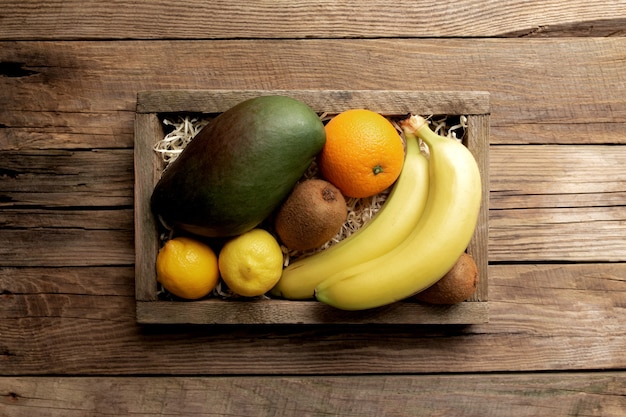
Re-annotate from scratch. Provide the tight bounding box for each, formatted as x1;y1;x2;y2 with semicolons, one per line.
134;90;490;325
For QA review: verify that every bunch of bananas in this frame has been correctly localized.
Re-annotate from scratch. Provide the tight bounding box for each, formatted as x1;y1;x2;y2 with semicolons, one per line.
271;114;482;310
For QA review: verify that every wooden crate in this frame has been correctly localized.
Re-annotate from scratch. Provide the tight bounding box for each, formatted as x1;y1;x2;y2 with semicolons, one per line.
134;90;490;325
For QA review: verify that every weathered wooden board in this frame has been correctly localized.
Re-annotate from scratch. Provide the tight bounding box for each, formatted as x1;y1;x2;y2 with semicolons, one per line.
134;90;489;324
1;1;625;415
1;260;626;377
2;39;625;156
1;1;624;40
2;146;625;268
137;89;490;115
136;299;488;325
1;373;625;417
0;149;134;206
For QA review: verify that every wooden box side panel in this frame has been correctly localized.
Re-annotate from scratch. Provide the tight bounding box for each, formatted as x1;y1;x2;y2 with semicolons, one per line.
137;299;489;325
137;89;490;116
134;113;164;301
466;114;490;302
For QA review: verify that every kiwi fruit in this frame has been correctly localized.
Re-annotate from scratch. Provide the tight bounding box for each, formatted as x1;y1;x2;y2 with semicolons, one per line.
275;179;347;251
414;253;479;304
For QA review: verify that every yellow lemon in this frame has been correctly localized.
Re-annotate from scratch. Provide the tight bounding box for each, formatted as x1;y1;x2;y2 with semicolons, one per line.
156;236;219;300
218;229;283;297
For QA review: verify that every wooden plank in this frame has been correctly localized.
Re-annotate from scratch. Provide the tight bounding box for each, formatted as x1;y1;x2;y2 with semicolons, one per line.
136;300;488;325
0;1;624;40
490;145;626;201
134;113;163;301
0;229;134;267
0;208;132;230
488;144;626;262
466;114;489;301
0;264;623;375
0;209;136;266
0;266;134;296
3;314;624;375
491;122;626;145
1;373;625;417
490;206;626;262
0;149;134;207
137;89;490;115
0;110;133;150
2;294;135;322
1;39;625;130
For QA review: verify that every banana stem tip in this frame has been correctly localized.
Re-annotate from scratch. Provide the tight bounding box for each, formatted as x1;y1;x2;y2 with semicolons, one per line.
400;114;427;135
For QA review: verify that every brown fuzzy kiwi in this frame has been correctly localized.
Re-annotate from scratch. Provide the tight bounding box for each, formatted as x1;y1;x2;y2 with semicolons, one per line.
414;253;479;304
275;179;347;251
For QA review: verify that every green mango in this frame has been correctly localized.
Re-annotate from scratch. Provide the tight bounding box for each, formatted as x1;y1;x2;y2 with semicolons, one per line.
151;95;326;237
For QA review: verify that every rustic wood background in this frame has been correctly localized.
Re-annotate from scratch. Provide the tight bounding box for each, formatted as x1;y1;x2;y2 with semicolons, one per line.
1;1;625;415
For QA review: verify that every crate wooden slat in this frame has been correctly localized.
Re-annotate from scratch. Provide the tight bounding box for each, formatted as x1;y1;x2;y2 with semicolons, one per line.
137;299;488;325
134;90;490;325
137;89;491;115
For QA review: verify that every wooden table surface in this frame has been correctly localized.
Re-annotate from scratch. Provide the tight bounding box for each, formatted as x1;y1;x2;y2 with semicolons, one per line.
1;1;625;415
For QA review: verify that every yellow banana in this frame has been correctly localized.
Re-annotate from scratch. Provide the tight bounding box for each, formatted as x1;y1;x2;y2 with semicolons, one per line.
315;115;482;310
270;129;429;299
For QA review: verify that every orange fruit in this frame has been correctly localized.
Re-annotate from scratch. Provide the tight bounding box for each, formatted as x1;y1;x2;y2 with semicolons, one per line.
318;109;405;198
156;237;219;300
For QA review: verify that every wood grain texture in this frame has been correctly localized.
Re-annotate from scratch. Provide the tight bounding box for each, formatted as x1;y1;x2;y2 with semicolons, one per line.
136;299;489;325
0;264;623;375
1;373;625;417
1;3;626;408
0;110;133;150
1;38;624;149
0;266;134;296
2;145;624;264
466;114;489;300
137;89;490;115
0;0;624;40
0;149;134;207
489;145;626;262
134;113;163;301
